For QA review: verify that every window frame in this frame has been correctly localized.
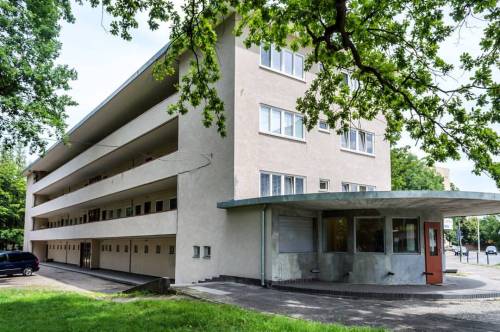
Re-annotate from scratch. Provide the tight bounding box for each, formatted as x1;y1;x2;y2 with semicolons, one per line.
260;171;306;197
259;45;306;81
318;119;330;133
259;104;305;141
340;128;375;156
203;246;211;259
354;216;386;254
341;182;376;192
392;217;420;254
193;246;200;258
319;179;330;192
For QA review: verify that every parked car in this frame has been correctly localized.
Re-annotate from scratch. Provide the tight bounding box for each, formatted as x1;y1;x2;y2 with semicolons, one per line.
486;246;498;255
453;246;468;256
0;251;39;276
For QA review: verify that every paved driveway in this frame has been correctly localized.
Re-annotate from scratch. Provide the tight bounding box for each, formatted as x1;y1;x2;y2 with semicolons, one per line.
0;265;130;294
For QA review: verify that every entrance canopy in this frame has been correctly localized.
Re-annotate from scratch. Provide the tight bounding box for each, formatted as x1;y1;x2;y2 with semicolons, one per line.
218;191;500;217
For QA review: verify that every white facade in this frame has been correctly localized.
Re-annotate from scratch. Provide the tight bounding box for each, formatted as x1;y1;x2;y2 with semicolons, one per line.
24;16;395;284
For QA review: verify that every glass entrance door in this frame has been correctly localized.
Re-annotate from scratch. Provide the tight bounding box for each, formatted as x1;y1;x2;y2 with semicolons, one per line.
80;242;91;269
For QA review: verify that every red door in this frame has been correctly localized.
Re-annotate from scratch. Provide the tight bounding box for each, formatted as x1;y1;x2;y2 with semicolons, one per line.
424;222;443;284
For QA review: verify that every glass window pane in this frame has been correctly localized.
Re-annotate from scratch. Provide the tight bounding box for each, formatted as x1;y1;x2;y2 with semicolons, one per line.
284;112;293;136
284;176;294;194
260;106;270;132
283;50;293;75
294;115;304;139
349;129;357;150
294;54;304;78
295;177;304;194
429;228;438;256
319;120;329;131
366;133;374;154
260;173;270;197
342;183;350;192
271;45;281;70
271;109;281;134
341;131;349;148
324;217;348;252
359;131;366;152
260;46;271;67
393;219;419;253
272;174;282;195
356;218;385;252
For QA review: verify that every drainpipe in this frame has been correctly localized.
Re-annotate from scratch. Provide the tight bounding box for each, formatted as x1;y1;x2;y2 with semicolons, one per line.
260;205;267;287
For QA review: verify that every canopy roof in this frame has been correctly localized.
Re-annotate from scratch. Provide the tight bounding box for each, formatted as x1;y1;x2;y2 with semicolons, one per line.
217;191;500;217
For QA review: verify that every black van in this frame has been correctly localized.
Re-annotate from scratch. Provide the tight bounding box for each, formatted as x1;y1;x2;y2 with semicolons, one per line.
0;251;39;276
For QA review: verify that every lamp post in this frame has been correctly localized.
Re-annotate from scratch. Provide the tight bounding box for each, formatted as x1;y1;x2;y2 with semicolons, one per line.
477;218;480;264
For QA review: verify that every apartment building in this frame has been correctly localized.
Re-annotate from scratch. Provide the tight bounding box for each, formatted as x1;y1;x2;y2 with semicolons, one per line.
23;16;500;286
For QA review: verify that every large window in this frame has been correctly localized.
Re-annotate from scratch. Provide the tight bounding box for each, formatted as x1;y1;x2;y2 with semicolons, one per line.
393;218;419;253
342;182;376;192
341;128;374;155
323;217;348;252
356;217;385;252
279;216;315;253
260;172;305;197
260;45;305;79
260;105;304;140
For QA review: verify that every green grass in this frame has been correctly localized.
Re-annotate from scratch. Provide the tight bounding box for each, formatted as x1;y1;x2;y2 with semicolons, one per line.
0;289;382;332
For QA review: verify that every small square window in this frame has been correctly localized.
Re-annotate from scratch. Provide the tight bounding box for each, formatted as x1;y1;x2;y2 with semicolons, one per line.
155;200;164;212
319;120;330;132
203;246;211;258
156;245;161;254
169;245;175;255
319;179;329;192
144;201;151;214
193;246;200;258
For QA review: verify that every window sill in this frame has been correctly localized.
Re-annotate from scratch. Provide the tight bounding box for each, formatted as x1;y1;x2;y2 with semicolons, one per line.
203;256;211;259
259;131;306;143
259;65;306;83
193;256;200;259
340;148;375;158
318;128;330;134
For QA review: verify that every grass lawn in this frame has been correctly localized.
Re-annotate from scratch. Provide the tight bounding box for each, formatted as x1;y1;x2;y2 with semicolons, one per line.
0;289;382;332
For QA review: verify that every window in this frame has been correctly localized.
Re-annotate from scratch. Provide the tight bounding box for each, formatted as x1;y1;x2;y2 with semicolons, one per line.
144;201;151;214
260;172;305;196
102;210;107;221
318;120;330;132
259;105;305;140
356;217;385;252
155;200;164;212
193;246;200;258
83;215;87;223
116;245;120;252
324;217;348;252
126;207;133;217
134;245;138;253
342;182;375;192
108;210;114;219
156;245;161;254
124;245;129;253
144;245;149;254
260;45;305;79
169;198;177;210
73;245;75;250
340;128;374;154
116;208;122;218
88;209;100;222
319;179;329;192
203;246;211;258
393;218;419;253
279;216;315;253
429;228;438;256
135;205;142;215
169;245;175;255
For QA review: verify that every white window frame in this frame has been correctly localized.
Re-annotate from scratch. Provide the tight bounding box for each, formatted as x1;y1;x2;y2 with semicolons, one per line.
319;179;330;192
318;119;330;133
342;181;376;192
340;127;375;156
259;104;305;141
260;45;306;81
260;171;306;197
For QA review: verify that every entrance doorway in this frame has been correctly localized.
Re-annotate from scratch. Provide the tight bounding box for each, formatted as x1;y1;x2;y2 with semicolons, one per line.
424;222;443;284
80;242;91;269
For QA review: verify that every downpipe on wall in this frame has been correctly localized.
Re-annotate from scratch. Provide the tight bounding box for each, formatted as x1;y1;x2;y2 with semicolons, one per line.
261;205;267;287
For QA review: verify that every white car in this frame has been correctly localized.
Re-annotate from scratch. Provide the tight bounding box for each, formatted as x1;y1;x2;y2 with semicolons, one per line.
453;246;468;256
486;246;498;255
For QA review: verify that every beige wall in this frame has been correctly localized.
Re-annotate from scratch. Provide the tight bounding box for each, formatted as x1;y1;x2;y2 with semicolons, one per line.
47;240;80;265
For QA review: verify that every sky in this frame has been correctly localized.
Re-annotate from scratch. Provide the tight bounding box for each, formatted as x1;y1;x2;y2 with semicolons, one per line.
41;1;498;193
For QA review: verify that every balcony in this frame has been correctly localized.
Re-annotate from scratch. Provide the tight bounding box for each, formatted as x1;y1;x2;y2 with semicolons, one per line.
29;210;177;241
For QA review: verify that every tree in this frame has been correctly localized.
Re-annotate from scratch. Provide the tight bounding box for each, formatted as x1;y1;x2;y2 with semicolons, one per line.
77;0;499;187
0;148;26;229
480;215;500;248
0;228;23;250
0;0;77;154
391;146;444;190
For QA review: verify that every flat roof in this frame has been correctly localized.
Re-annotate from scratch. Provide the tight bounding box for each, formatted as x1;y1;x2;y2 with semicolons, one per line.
217;191;500;217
